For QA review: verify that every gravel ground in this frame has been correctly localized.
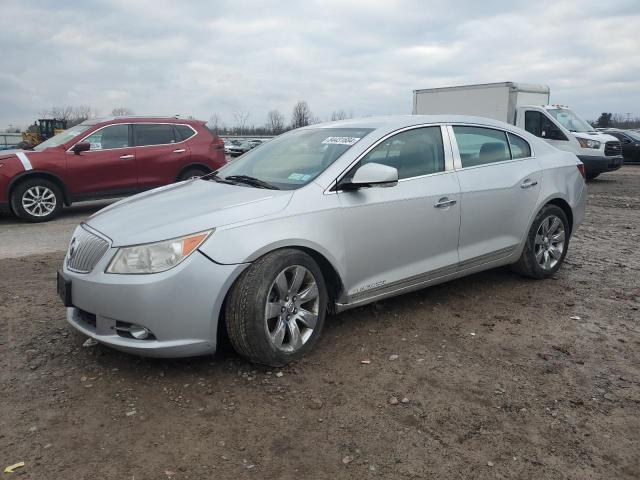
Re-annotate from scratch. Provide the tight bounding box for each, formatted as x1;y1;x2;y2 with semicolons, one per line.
1;167;639;479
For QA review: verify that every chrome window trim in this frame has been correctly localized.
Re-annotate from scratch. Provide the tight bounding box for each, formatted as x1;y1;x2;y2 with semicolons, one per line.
446;123;536;171
325;123;451;194
67;122;197;153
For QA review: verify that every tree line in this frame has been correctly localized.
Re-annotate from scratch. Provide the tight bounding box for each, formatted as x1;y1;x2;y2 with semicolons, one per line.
207;101;353;136
592;112;640;129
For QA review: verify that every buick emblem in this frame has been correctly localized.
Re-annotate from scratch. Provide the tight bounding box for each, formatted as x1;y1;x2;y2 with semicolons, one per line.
68;238;77;260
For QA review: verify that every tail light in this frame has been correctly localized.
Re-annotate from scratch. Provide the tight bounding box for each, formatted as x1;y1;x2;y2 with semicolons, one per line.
577;163;586;180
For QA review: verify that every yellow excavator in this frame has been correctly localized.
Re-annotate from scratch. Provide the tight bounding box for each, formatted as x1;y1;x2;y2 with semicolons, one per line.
18;119;67;149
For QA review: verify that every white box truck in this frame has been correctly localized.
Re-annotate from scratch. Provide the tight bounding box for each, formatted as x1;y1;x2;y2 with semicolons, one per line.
413;82;623;179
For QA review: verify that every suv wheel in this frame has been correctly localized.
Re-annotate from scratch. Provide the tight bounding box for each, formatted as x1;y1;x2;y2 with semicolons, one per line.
10;178;63;222
512;204;570;279
225;249;328;366
178;167;208;181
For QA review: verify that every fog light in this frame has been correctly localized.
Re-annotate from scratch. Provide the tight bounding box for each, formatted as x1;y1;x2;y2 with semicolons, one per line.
129;325;151;340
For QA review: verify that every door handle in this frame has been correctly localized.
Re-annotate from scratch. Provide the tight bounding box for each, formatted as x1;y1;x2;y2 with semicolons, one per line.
119;154;134;160
173;148;186;153
434;197;457;208
520;179;538;189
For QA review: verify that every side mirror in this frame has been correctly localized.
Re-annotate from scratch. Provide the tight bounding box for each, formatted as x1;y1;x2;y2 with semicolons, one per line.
340;163;398;191
72;142;91;155
542;128;566;141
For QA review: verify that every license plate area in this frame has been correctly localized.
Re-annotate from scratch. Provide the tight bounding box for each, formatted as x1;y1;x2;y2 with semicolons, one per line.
57;270;72;307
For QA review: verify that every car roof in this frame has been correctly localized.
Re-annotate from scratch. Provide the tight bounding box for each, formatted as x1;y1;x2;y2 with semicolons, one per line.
303;114;520;131
80;116;204;126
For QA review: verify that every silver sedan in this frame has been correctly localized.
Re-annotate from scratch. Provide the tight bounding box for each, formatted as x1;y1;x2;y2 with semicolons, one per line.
58;115;587;366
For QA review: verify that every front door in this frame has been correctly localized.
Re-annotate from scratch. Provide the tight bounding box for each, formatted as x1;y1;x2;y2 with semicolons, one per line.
337;126;461;302
450;125;542;267
66;123;137;198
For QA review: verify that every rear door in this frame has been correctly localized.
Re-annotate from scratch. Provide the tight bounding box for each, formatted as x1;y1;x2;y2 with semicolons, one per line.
65;123;137;198
133;123;190;189
450;125;542;267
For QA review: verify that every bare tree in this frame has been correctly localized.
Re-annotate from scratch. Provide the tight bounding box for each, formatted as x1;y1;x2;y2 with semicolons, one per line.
207;113;224;134
111;107;134;116
331;110;348;121
43;105;99;127
233;110;250;135
291;101;312;129
266;109;285;134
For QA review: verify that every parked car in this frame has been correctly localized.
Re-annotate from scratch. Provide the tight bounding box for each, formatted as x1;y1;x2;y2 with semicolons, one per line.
0;117;225;222
224;139;242;154
603;129;640;163
226;140;252;157
59;115;586;366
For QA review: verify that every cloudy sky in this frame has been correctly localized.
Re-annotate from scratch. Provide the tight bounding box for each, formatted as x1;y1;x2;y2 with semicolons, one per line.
1;0;638;130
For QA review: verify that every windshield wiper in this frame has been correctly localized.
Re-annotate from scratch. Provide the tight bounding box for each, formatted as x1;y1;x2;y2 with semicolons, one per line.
200;172;239;186
224;175;280;190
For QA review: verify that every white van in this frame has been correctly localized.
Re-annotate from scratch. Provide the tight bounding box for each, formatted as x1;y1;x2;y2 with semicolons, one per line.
412;82;623;179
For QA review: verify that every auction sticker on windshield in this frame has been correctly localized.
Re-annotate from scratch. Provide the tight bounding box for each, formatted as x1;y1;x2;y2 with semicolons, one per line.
322;137;361;146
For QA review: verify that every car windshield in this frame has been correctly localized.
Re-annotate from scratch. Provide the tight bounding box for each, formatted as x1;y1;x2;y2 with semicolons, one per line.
33;124;92;151
216;127;373;190
546;108;594;133
624;130;640;141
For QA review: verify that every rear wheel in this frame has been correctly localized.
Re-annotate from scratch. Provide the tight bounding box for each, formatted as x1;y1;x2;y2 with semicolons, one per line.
225;249;328;366
512;204;570;279
10;178;63;222
178;167;208;181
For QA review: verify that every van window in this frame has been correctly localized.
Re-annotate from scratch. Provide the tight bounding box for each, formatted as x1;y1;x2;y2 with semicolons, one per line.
524;111;567;140
357;127;445;179
507;132;531;159
453;126;511;167
134;124;176;146
83;124;130;151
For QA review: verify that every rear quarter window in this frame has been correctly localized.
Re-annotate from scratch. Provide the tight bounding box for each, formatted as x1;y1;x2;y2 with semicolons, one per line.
507;132;532;159
175;124;196;141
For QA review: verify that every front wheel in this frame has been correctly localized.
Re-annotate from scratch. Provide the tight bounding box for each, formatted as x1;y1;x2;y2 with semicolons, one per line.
225;249;328;366
512;204;570;279
10;178;63;222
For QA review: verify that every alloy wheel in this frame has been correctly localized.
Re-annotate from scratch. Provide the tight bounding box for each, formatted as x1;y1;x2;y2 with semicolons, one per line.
534;215;565;270
265;265;320;353
22;186;57;217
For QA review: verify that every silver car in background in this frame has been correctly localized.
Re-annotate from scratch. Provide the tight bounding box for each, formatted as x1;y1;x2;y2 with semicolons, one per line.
58;115;587;366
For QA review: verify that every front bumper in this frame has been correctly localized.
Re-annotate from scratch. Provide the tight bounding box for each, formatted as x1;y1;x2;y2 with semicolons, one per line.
578;154;623;175
63;248;248;358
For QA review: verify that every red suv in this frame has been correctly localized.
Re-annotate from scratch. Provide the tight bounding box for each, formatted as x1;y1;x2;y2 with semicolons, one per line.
0;117;226;222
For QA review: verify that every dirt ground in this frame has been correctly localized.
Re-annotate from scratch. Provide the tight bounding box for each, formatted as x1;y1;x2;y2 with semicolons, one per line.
1;167;639;479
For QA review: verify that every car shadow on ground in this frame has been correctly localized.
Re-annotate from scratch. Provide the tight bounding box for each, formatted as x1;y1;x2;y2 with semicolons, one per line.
66;265;525;374
0;199;118;225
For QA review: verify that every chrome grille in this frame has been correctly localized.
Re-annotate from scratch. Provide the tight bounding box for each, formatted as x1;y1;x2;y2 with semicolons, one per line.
66;226;110;273
605;141;621;157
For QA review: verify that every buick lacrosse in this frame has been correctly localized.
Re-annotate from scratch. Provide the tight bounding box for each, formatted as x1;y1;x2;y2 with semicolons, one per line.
58;115;587;366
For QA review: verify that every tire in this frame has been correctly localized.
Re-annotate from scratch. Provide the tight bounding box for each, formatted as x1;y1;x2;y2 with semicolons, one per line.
225;249;328;367
586;172;600;180
511;204;570;279
178;167;209;182
10;178;63;222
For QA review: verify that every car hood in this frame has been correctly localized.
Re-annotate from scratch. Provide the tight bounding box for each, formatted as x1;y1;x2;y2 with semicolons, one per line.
572;131;618;143
85;179;293;246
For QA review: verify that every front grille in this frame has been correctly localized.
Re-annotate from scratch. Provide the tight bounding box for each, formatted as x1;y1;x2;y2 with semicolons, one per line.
66;226;110;273
605;141;621;157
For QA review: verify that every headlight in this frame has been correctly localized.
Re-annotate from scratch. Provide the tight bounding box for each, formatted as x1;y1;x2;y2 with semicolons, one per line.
106;230;212;274
577;137;601;149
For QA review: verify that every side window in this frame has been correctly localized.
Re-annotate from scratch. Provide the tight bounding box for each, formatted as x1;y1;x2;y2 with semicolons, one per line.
507;132;531;159
357;127;445;180
134;124;176;146
83;124;130;151
453;126;511;167
524;111;564;140
175;125;196;141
